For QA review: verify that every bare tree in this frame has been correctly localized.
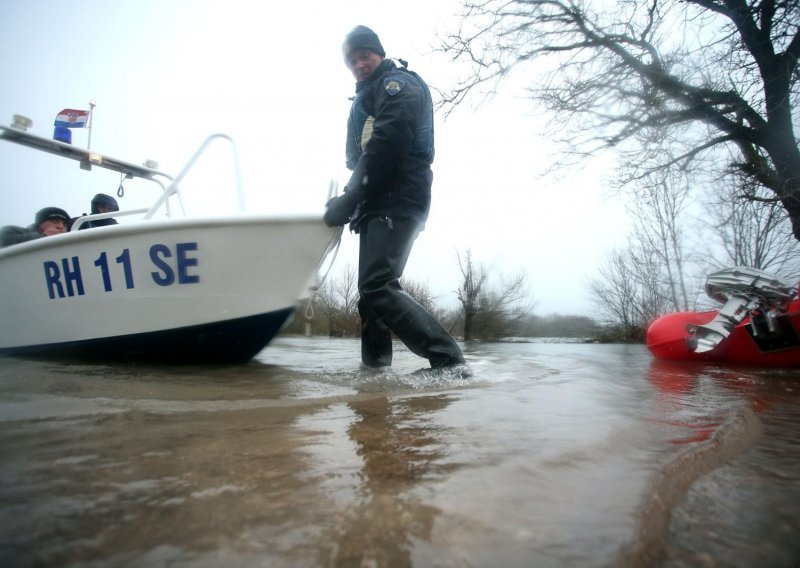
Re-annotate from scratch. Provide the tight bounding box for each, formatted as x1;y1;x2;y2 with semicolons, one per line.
455;249;489;340
589;248;640;340
628;240;675;324
706;180;800;281
439;0;800;240
314;276;339;334
312;265;361;337
589;244;672;341
628;168;697;311
474;270;532;340
336;265;359;321
455;249;534;340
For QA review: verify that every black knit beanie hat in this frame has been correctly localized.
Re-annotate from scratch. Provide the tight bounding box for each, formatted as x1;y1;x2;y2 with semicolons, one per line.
35;207;70;227
342;25;385;62
91;193;119;214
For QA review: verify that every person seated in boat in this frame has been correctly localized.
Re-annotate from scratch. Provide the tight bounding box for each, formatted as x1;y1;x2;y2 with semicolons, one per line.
0;207;71;247
76;193;120;230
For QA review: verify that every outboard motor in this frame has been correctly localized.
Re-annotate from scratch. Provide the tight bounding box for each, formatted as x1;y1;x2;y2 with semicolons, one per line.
688;267;796;353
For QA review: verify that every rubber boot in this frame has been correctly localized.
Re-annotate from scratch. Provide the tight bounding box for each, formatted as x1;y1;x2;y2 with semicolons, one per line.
360;298;393;367
358;216;465;368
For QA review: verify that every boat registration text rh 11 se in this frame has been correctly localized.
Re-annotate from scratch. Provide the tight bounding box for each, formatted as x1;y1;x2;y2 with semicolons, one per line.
0;113;340;363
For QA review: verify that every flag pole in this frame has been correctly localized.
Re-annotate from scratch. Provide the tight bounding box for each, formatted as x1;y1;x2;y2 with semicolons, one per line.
87;100;96;151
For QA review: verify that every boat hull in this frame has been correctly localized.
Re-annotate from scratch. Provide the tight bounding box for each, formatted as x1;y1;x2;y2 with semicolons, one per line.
5;308;295;363
0;216;336;363
646;300;800;368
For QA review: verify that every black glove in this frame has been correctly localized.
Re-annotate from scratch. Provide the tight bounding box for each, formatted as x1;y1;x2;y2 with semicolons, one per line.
323;192;360;227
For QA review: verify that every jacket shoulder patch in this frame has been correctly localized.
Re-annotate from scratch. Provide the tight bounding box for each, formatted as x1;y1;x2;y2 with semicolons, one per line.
383;75;406;96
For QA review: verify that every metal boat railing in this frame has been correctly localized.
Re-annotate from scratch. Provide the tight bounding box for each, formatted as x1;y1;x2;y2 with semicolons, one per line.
143;133;245;220
1;122;246;226
70;208;150;231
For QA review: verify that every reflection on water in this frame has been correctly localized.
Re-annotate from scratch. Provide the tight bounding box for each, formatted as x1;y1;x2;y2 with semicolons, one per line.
304;395;455;566
0;337;798;567
640;359;800;567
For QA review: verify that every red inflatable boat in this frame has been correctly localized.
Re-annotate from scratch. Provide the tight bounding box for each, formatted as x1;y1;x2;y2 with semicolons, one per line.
647;267;800;369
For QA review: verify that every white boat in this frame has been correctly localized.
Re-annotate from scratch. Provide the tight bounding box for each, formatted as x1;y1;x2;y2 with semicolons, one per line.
0;117;340;363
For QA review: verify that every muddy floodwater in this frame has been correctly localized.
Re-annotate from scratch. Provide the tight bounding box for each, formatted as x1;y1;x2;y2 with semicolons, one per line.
1;336;799;567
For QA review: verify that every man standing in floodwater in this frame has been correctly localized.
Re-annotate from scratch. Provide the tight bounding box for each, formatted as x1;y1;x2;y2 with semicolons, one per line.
324;25;467;372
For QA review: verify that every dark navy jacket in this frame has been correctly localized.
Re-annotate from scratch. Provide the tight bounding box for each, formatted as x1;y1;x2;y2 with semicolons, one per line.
345;59;435;230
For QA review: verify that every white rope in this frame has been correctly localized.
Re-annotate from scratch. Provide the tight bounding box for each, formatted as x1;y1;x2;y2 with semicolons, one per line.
304;179;344;325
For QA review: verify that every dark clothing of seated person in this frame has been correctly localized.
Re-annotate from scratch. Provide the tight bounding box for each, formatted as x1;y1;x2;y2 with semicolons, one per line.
0;207;70;248
77;193;120;229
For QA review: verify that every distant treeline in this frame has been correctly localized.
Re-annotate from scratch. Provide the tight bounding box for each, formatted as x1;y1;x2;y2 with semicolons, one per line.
281;257;612;342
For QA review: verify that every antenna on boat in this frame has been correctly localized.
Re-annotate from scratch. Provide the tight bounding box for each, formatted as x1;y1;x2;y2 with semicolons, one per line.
86;100;97;152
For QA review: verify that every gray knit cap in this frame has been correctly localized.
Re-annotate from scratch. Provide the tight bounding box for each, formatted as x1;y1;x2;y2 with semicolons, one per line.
342;25;385;62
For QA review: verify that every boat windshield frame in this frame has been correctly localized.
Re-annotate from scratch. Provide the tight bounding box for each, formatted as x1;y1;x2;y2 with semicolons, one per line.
1;124;246;226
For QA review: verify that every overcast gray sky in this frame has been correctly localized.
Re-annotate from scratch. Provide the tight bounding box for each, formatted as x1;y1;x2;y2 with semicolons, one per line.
0;0;631;315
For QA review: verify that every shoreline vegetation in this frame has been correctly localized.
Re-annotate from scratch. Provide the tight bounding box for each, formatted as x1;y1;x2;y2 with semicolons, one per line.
283;303;640;344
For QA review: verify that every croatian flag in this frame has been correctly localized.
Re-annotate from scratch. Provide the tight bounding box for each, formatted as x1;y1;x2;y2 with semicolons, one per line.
54;109;90;128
